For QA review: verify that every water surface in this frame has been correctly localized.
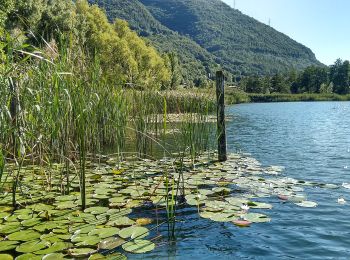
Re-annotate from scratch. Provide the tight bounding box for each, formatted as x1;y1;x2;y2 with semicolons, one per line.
133;102;350;259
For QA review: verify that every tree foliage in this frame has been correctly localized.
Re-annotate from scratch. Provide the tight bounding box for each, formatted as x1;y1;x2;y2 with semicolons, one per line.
0;0;170;89
240;59;350;95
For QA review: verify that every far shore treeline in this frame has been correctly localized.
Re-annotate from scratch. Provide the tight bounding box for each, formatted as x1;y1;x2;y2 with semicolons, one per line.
240;59;350;95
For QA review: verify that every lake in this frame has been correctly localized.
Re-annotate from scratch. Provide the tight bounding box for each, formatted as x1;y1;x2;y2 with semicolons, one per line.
135;101;350;259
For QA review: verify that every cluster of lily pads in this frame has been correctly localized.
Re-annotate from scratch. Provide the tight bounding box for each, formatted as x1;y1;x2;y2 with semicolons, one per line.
0;153;332;259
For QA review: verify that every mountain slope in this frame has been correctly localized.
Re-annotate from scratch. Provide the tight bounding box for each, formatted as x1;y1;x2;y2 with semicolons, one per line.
89;0;322;80
140;0;322;75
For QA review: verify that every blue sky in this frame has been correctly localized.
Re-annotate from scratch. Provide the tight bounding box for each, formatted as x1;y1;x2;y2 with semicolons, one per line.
222;0;350;65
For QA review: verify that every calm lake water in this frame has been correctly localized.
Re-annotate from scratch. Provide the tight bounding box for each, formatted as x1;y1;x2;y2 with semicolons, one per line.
131;102;350;260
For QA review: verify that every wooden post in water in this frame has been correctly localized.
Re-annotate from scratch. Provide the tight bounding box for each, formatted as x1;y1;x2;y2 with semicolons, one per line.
216;71;227;162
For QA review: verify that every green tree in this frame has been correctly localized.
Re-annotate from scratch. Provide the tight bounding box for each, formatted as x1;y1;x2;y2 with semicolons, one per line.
330;59;350;94
165;52;181;89
0;0;14;28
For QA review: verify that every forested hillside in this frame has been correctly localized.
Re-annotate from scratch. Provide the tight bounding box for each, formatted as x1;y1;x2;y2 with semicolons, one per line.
89;0;322;82
88;0;219;86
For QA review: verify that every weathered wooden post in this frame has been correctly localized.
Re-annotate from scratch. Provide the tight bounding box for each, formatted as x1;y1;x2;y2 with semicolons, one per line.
216;71;227;162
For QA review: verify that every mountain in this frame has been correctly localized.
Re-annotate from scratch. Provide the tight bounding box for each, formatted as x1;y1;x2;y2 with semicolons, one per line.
88;0;219;85
89;0;322;83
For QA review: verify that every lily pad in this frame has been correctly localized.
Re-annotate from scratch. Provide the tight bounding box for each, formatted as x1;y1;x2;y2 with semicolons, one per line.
242;213;271;223
122;239;155;254
249;202;273;209
7;230;41;241
0;241;19;252
295;201;318;208
84;207;109;215
67;248;97;258
16;240;49;253
21;218;41;227
88;227;120;239
106;217;135;227
0;254;13;260
89;253;127;260
75;236;101;247
118;226;149;239
0;223;21;235
42;253;66;260
98;237;125;250
34;242;72;255
15;253;42;260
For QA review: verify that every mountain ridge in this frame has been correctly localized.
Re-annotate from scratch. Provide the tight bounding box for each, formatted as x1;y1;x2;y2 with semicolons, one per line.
89;0;322;83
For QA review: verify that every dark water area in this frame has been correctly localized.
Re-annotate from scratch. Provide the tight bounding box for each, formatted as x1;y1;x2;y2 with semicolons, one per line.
132;101;350;260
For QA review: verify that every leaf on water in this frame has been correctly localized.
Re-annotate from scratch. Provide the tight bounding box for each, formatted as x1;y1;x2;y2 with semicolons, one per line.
118;226;149;239
106;217;135;227
0;254;13;260
15;253;41;260
42;253;66;260
67;248;97;258
295;201;318;208
242;213;271;223
122;239;155;254
84;207;109;215
0;223;21;235
98;237;125;250
16;240;49;253
0;241;19;252
88;227;120;239
7;230;41;241
33;242;72;255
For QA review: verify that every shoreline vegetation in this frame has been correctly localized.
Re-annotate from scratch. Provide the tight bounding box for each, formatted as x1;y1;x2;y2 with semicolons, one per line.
225;90;350;104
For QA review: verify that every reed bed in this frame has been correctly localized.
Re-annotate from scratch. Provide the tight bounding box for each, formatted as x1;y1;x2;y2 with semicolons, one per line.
0;38;217;246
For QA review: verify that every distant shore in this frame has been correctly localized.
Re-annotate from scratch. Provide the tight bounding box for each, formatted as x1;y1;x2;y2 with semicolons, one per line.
225;91;350;105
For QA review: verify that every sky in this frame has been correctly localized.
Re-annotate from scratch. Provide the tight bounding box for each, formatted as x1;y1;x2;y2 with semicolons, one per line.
222;0;350;65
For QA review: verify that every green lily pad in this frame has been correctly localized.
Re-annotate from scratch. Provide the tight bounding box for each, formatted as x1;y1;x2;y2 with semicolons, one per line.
84;207;109;215
0;223;21;235
106;217;135;227
200;212;238;222
55;195;77;201
88;227;120;239
33;222;58;232
98;237;125;250
212;187;231;195
118;226;149;239
249;202;273;209
72;225;95;235
89;253;127;260
16;240;49;253
34;242;72;255
0;240;19;252
15;253;41;260
0;254;13;260
67;248;97;258
42;253;66;260
7;230;41;241
75;236;101;247
242;213;271;223
21;218;41;227
0;206;13;212
295;201;318;208
122;239;155;253
55;201;78;210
